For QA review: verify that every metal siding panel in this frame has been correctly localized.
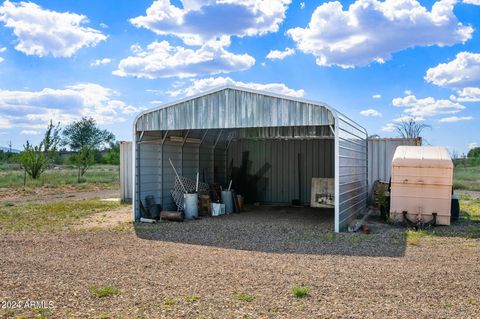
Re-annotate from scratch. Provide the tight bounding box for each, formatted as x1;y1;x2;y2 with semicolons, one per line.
182;144;198;180
214;147;226;185
277;140;283;203
161;143;181;210
138;142;161;209
367;138;420;200
337;117;368;231
288;140;294;201
226;138;333;204
301;140;307;204
199;144;213;183
120;141;132;202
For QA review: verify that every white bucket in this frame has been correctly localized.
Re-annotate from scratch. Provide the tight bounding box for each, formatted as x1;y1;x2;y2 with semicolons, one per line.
221;190;234;214
211;203;225;216
183;193;198;219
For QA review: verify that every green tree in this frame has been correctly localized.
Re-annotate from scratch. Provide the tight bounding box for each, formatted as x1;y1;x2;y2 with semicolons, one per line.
20;121;61;180
102;141;120;165
62;117;115;182
467;147;480;158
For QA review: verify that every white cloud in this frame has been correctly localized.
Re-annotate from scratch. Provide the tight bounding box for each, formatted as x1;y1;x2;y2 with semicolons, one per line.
0;83;141;129
0;117;11;129
300;2;305;9
425;52;480;88
468;142;478;149
114;37;255;79
266;48;295;60
392;94;465;117
381;123;396;133
91;58;111;66
0;46;5;63
0;1;106;58
287;0;473;68
360;109;382;117
450;87;480;102
20;130;40;135
404;90;412;95
463;0;480;5
372;94;382;99
167;76;305;98
394;115;426;122
438;115;473;122
130;0;291;45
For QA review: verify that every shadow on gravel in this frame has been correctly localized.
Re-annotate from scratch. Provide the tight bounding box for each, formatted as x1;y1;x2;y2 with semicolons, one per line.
134;206;408;257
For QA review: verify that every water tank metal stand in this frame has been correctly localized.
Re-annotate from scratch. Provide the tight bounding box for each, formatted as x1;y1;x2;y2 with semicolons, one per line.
402;211;437;230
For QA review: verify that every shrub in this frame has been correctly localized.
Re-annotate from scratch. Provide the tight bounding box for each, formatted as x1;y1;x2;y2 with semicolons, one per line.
233;291;255;302
292;286;309;298
90;285;120;298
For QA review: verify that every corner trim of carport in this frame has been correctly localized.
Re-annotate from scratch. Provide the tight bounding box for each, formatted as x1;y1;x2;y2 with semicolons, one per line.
334;117;340;233
131;123;137;221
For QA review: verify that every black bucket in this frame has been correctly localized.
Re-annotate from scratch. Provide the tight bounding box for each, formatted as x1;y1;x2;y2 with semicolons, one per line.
145;195;162;220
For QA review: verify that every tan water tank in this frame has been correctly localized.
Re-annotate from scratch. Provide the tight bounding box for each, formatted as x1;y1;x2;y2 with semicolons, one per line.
390;146;453;225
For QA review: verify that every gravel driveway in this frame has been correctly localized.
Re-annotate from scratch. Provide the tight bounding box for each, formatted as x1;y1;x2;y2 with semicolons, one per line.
1;205;479;318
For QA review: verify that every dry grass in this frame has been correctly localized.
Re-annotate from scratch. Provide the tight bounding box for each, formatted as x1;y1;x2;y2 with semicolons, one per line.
454;166;480;191
0;199;121;234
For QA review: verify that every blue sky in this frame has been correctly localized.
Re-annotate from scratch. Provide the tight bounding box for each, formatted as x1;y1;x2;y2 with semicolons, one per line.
0;0;479;154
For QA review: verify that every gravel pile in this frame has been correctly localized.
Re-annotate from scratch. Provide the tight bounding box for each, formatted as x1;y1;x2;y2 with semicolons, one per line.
0;206;479;318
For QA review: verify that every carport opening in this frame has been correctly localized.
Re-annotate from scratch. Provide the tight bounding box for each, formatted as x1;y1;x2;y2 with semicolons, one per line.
136;125;336;231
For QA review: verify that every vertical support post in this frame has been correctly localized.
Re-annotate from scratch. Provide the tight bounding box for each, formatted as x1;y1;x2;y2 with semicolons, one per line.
161;130;169;210
197;130;209;181
365;132;369;206
181;130;190;176
334;119;340;233
212;129;223;183
132;131;138;221
225;132;234;183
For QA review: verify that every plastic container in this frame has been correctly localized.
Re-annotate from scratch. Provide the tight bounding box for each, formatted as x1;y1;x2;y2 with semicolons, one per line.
183;193;198;219
390;146;453;225
212;203;225;216
221;190;234;214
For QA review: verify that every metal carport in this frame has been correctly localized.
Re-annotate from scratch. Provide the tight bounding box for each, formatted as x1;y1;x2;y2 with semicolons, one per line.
132;86;368;232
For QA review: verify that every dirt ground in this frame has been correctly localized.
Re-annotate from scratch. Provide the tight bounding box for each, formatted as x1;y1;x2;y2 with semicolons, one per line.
1;191;479;318
73;206;131;231
0;187;120;204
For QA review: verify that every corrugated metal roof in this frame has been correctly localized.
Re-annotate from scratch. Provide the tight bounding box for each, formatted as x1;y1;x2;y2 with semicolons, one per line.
134;86;366;133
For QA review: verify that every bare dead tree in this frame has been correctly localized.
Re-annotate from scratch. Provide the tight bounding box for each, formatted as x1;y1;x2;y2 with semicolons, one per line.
394;119;430;139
